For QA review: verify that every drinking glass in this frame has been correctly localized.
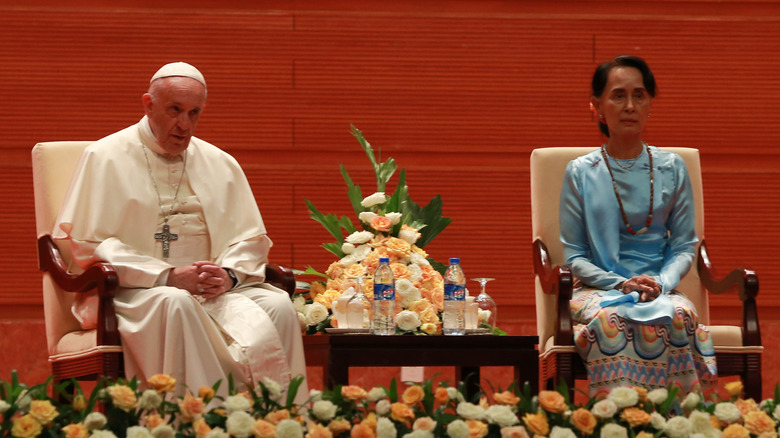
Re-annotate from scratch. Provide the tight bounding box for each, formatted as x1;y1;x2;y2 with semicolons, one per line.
471;277;497;328
346;277;371;329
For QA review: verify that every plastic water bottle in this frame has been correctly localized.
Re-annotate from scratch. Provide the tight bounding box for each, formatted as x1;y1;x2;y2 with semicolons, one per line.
443;257;466;335
372;257;396;335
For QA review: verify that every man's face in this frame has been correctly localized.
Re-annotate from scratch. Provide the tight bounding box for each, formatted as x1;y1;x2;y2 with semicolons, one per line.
142;77;207;156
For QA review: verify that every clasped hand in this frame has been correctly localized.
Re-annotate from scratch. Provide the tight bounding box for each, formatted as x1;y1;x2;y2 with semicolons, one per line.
621;274;662;302
167;261;230;299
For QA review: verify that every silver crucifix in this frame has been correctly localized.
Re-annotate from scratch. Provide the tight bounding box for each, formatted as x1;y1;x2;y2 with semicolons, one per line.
154;223;178;258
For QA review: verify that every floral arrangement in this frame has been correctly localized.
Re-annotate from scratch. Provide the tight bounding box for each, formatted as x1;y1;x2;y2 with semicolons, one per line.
295;125;459;335
1;371;777;438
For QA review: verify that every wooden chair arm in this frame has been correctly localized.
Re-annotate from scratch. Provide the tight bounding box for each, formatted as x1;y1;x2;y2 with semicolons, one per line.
37;235;121;346
697;239;761;346
266;263;296;297
533;239;574;346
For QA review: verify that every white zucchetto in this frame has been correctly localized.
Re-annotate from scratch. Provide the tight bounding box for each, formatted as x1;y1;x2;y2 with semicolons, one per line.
150;62;207;89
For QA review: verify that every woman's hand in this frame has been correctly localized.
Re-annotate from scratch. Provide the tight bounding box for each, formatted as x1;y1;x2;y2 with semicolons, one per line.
621;275;662;302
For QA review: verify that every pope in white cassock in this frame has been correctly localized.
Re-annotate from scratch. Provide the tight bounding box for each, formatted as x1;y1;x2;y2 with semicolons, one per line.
53;62;308;401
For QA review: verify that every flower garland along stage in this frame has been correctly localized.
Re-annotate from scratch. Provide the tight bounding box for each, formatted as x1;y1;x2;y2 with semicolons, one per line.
295;126;500;335
1;372;776;438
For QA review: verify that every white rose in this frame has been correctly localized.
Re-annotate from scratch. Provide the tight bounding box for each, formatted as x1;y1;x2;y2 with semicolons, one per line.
346;231;375;245
682;392;701;411
342;242;356;254
16;390;31;410
600;423;628;438
276;419;304;438
409;253;430;266
399;228;419;244
485;405;519;427
665;416;694;438
352;244;373;261
359;211;379;223
403;431;433;438
312;400;338;421
205;428;229;438
151;425;175;438
550;426;578;438
407;264;423;282
396;281;422;308
386;212;403;224
396;310;422;331
84;412;108;430
224;395;251;413
650;412;667;430
478;309;491;325
647;388;669;405
447;387;465;403
308;389;322;402
263;377;283;401
376;399;392;416
339;254;359;267
607;386;638;408
591;399;618;419
127;427;153;438
137;389;162;411
293;295;307;313
91;431;119;438
688;411;718;438
297;312;306;331
226;411;255;438
456;402;486;420
361;192;387;208
377;417;398;438
714;402;742;424
447;420;470;438
0;400;10;414
368;387;388;402
305;302;329;326
690;434;707;438
773;405;780;422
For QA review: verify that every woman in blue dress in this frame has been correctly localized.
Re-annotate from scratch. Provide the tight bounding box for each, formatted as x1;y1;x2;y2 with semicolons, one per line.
560;55;717;396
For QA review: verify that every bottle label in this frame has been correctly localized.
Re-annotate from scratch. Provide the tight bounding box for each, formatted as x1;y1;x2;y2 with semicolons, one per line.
373;283;395;301
444;284;466;301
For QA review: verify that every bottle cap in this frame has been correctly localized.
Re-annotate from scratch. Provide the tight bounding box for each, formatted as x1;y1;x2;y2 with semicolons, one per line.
450;258;460;264
379;257;390;263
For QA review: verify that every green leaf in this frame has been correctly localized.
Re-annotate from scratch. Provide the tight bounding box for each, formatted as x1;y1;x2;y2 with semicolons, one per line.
340;164;365;218
413;195;452;248
297;266;329;279
305;199;345;243
323;242;346;259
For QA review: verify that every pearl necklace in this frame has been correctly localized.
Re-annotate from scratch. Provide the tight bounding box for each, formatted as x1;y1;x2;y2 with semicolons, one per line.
600;143;654;235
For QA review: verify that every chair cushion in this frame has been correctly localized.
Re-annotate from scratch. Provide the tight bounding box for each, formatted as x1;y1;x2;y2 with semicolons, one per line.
51;329;105;357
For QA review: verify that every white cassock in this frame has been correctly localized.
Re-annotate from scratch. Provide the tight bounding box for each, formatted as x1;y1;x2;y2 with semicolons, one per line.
53;117;307;402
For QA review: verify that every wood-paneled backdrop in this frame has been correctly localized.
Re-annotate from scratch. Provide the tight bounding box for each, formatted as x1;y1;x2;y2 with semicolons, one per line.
1;0;779;330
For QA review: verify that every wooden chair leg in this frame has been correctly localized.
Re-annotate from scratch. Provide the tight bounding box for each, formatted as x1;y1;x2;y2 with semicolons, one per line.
743;353;762;401
557;352;576;399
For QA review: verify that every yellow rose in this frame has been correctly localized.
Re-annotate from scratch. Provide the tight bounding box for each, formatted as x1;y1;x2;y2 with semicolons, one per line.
522;412;549;436
370;216;393;232
636;433;654;438
420;323;439;335
328;419;352;435
725;381;744;398
620;407;652;427
467;420;489;438
342;385;368;401
744;411;776;435
310;281;327;298
315;289;341;310
723;423;751;438
735;398;758;415
434;387;450;405
411;244;428;257
384;237;412;258
62;423;88;438
148;374;177;393
307;423;334;438
408;299;431;313
325;262;345;280
478;396;490;409
710;415;723;430
29;400;58;426
198;387;215;402
362;412;378;429
11;415;41;438
402;385;425;406
265;409;291;425
107;384;138;412
145;412;166;430
418;307;440;325
390;402;416;425
632;386;648;403
72;395;87;411
345;264;367;279
570;408;597;435
350;423;375;438
493;391;520;406
178;392;205;423
252;419;276;438
538;391;566;414
390;263;410;280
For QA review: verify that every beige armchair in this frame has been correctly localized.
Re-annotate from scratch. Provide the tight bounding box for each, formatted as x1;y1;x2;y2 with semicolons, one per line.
32;141;296;388
530;147;762;399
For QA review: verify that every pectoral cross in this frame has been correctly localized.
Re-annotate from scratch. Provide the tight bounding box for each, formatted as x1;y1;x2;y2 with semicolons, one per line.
154;223;178;258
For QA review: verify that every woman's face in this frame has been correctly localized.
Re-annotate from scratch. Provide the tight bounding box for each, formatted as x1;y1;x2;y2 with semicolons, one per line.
592;66;652;139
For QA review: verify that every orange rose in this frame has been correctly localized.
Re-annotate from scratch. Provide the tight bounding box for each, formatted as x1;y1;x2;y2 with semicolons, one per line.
315;290;341;310
402;385;425;405
307;424;334;438
265;409;291;425
194;418;212;438
390;402;416;425
744;411;775;435
328;419;352;435
178;392;205;423
467;420;489;438
350;423;375;438
107;384;137;412
735;398;758;415
499;426;530;438
198;387;215;402
522;412;549;436
62;423;89;438
711;415;723;430
632;386;648;403
370;216;393;232
635;433;654;438
390;263;410;280
148;374;177;393
12;415;42;438
538;391;566;414
146;412;166;430
342;385;368;401
252;419;276;438
362;413;378;429
435;387;450;405
430;288;444;312
408;299;431;314
723;423;751;438
310;281;327;298
494;391;520;406
478;396;490;410
326;262;345;280
725;381;744;398
29;399;58;425
570;408;597;435
620;407;652;427
345;264;367;279
413;417;437;432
